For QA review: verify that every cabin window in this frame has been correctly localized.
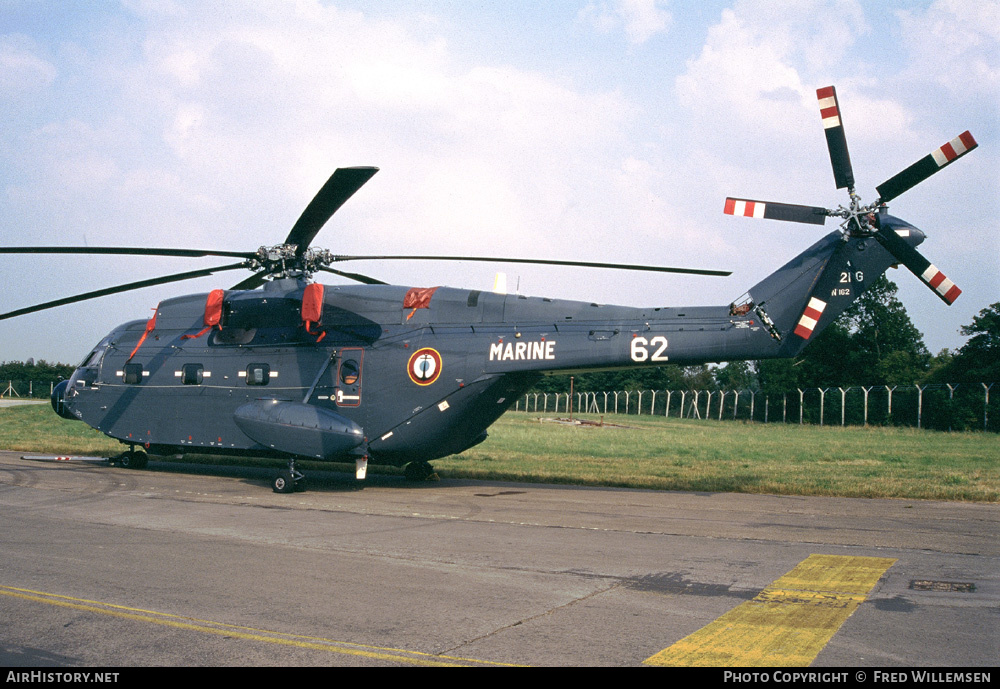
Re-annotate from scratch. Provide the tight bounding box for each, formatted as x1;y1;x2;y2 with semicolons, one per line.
123;363;143;385
246;363;270;386
340;359;360;385
182;364;204;385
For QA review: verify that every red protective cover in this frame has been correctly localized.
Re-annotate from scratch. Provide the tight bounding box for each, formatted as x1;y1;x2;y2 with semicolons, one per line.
403;286;439;310
302;283;324;325
204;289;224;327
403;286;439;321
182;289;225;340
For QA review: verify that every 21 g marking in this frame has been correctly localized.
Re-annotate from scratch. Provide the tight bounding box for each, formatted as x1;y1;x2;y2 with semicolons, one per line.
630;336;669;362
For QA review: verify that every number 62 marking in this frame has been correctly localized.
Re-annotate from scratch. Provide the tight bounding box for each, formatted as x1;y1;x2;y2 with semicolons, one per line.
630;336;669;362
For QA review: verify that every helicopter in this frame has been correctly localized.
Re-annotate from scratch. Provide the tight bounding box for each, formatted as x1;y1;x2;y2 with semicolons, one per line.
0;86;976;493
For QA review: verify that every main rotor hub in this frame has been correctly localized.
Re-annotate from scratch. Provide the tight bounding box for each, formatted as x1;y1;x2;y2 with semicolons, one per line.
249;244;335;280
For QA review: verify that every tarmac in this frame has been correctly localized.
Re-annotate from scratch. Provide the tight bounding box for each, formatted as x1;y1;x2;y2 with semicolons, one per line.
0;450;996;667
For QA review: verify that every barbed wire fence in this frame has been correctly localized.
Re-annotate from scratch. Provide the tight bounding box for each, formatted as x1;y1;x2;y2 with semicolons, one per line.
514;383;997;432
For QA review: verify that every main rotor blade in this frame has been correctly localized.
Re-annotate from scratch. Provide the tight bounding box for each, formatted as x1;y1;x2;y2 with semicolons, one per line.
318;266;387;285
816;86;855;190
724;198;829;225
330;254;730;276
0;247;256;259
0;262;249;321
286;166;379;255
229;273;268;291
872;218;961;305
876;131;977;204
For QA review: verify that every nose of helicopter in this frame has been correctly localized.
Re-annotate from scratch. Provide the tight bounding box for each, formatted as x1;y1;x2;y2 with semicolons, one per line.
50;379;77;420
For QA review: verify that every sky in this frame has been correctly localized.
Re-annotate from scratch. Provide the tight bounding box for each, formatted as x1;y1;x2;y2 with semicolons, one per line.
1;0;998;366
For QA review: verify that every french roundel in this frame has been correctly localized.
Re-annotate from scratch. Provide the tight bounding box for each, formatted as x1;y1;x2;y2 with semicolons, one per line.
407;348;443;386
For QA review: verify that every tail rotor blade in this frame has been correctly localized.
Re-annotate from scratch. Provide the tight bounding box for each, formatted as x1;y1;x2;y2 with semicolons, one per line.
876;131;977;203
816;86;855;190
873;218;961;305
724;198;829;225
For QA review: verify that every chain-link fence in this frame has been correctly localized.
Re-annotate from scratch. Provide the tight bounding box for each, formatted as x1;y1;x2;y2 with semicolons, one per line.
515;383;998;432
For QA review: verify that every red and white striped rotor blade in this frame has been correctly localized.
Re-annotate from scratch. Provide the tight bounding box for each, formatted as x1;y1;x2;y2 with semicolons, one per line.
873;220;962;305
876;131;978;204
724;198;829;226
816;86;855;190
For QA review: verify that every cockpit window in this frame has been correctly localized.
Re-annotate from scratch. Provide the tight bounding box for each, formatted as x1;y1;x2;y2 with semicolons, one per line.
79;335;113;367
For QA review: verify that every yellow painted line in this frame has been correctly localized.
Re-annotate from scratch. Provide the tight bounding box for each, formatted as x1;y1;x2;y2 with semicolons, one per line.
0;585;517;667
644;554;896;667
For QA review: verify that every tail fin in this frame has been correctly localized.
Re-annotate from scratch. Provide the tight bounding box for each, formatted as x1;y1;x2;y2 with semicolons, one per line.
746;222;920;356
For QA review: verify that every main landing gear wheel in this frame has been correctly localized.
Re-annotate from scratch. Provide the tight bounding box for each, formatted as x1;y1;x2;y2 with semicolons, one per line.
404;460;437;482
115;449;148;469
273;460;306;493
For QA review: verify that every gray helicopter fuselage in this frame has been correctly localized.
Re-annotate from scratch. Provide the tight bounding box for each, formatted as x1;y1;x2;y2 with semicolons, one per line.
61;225;911;467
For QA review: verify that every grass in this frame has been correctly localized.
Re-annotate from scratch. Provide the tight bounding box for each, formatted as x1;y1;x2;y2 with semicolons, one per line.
2;404;997;502
447;413;1000;502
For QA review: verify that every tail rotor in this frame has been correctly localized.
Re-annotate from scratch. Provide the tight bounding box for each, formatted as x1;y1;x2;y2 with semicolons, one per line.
723;85;976;324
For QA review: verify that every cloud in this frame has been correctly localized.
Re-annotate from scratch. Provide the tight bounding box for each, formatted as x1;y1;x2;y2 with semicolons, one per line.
675;1;869;134
12;2;639;252
0;35;57;93
578;0;673;45
896;0;1000;101
669;1;940;204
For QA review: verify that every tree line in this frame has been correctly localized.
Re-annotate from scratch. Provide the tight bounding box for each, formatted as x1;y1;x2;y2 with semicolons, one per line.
0;359;75;384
